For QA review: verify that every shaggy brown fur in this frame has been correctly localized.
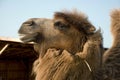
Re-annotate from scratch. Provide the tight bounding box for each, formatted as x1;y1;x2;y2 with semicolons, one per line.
18;10;102;80
54;10;95;34
103;9;120;80
33;30;103;80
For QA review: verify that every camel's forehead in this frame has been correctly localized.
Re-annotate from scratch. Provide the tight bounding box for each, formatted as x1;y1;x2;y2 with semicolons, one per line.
23;18;54;25
26;18;52;22
26;17;67;23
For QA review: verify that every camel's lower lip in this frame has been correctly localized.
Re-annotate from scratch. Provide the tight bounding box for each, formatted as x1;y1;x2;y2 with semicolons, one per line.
19;35;33;42
19;33;39;43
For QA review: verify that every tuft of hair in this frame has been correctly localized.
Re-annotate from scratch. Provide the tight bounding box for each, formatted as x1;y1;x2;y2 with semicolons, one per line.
54;9;94;33
110;9;120;46
102;9;120;80
110;9;120;35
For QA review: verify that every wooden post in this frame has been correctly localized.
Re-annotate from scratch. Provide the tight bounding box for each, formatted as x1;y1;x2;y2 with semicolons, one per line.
0;44;9;55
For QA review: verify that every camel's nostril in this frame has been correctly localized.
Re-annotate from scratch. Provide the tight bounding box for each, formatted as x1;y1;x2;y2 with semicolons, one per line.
23;20;34;26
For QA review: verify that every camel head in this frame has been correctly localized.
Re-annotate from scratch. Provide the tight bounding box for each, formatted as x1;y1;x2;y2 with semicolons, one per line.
18;10;96;58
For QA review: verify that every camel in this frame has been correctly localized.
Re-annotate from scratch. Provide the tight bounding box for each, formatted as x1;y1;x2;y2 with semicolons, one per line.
18;10;103;80
102;9;120;80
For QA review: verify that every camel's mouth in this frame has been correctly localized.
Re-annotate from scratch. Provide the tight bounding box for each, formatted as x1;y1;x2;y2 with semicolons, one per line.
19;33;39;43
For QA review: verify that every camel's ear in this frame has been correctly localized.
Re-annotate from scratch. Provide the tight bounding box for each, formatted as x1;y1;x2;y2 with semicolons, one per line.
88;28;102;40
95;27;104;35
96;28;101;34
87;26;96;34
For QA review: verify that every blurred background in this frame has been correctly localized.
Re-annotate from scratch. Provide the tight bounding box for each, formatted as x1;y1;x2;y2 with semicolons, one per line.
0;0;120;48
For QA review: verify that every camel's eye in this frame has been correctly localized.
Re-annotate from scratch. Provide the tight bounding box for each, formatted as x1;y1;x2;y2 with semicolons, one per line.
54;21;69;30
